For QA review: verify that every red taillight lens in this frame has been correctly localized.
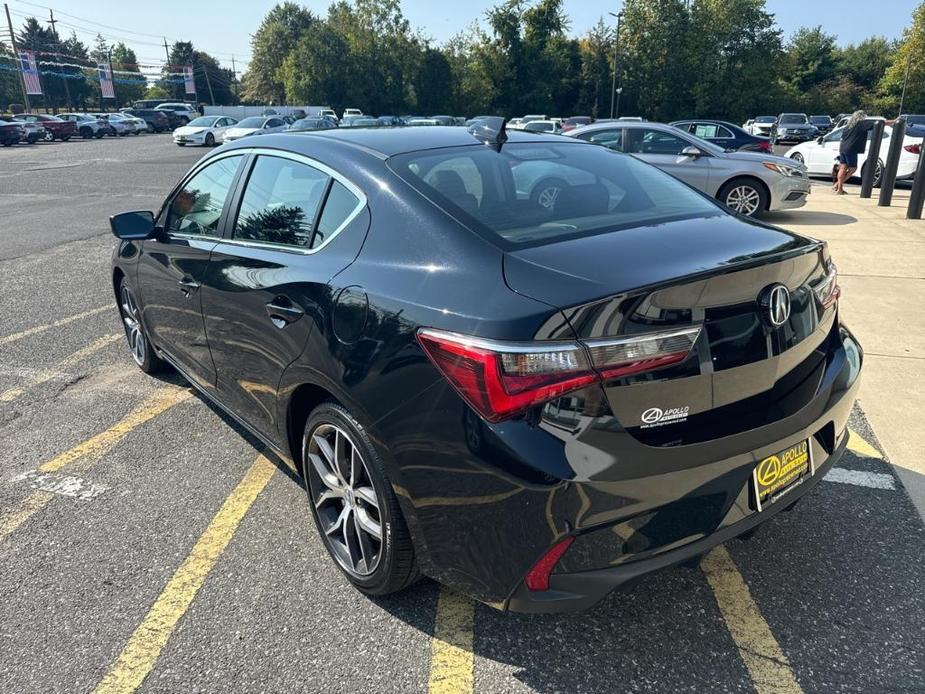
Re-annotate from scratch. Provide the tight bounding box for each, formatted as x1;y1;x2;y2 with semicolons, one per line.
416;330;597;423
525;536;575;592
759;140;771;152
416;326;701;422
905;143;921;154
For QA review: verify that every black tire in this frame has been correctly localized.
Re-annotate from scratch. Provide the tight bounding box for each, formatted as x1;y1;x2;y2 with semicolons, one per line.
96;130;107;138
117;278;167;374
717;177;768;217
1;141;12;147
530;177;568;210
61;135;71;142
43;130;54;142
302;402;418;596
147;123;155;133
177;142;186;147
205;132;215;147
790;152;804;165
80;126;93;139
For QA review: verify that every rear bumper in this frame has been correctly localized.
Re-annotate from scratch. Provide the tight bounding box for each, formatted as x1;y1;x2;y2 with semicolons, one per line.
504;325;862;613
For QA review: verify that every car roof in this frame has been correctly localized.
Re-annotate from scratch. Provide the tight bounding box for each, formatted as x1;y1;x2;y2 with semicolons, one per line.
224;126;585;159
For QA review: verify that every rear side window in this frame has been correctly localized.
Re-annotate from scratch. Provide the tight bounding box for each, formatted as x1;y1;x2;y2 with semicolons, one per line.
390;142;722;249
233;155;329;248
625;128;690;155
314;181;361;248
577;128;623;151
166;155;243;237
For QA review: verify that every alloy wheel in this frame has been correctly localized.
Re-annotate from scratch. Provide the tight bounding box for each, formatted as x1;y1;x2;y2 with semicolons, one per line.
119;285;146;366
306;423;383;577
537;186;561;209
725;185;762;216
791;153;804;164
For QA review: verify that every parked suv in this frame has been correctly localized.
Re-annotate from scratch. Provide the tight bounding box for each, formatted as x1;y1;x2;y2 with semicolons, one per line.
12;114;77;141
155;103;197;126
121;108;169;133
59;113;108;138
771;114;817;144
809;115;833;135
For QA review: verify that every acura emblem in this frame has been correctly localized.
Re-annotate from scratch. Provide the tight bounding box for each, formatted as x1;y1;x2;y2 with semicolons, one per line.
760;284;791;328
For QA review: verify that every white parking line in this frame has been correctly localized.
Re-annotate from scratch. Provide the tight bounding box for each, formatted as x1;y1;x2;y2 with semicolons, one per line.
13;470;109;499
824;467;895;490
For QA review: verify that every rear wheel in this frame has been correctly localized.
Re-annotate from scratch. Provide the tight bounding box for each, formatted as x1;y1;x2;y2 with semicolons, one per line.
79;126;93;139
861;158;884;187
43;130;54;142
302;403;418;596
146;123;154;133
118;280;167;374
718;177;767;217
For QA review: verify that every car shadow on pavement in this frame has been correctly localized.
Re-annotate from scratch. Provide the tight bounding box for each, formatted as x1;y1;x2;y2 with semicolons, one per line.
764;210;857;226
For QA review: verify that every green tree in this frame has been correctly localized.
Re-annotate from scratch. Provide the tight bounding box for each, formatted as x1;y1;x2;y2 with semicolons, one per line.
111;43;146;106
687;0;783;121
0;40;23;111
413;47;454;114
784;26;838;96
576;20;614;118
879;2;925;114
839;37;894;92
279;21;353;111
242;2;314;104
618;0;692;120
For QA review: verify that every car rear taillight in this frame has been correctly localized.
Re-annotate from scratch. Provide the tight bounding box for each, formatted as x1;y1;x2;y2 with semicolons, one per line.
813;263;840;309
416;326;701;423
904;143;921;154
758;140;771;152
524;536;575;592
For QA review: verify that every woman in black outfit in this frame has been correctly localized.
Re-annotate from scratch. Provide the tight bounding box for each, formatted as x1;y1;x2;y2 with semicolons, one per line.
835;111;875;194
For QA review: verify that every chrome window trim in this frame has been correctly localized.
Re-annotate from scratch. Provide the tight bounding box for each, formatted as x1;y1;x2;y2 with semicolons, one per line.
220;147;367;256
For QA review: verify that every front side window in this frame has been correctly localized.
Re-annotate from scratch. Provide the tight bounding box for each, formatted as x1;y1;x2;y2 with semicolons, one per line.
390;142;722;249
166;155;243;237
233;155;329;248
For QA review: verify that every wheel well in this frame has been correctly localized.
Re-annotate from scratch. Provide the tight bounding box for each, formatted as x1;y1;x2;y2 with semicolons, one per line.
718;175;771;211
112;267;125;303
286;383;339;475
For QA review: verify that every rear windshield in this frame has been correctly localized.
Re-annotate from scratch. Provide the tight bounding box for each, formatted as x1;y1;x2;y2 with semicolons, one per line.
779;114;807;124
389;142;723;249
755;116;776;123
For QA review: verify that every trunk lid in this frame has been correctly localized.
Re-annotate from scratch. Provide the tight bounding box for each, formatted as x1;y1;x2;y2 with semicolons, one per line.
504;215;833;445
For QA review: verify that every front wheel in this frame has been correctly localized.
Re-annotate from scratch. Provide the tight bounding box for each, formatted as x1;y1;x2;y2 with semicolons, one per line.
718;177;768;217
790;152;804;165
302;403;418;596
205;132;215;147
862;158;884;187
531;177;567;210
43;130;54;142
118;280;167;374
80;127;93;139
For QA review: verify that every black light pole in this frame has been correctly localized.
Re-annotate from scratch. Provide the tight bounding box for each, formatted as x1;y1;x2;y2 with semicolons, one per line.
609;10;624;119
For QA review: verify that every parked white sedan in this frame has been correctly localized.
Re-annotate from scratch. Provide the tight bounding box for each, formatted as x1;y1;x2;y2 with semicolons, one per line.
221;116;288;142
785;122;919;185
173;116;239;147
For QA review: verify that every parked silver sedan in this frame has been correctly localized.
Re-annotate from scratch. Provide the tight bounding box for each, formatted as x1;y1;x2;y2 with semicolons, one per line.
567;121;810;216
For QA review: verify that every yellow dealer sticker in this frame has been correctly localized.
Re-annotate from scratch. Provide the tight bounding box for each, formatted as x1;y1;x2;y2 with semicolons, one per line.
753;439;813;511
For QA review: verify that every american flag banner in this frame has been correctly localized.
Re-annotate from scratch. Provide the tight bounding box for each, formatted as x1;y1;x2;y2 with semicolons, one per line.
98;64;115;99
183;65;196;96
19;51;42;95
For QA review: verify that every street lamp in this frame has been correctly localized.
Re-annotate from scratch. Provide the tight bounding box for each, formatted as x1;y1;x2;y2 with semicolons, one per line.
609;10;624;120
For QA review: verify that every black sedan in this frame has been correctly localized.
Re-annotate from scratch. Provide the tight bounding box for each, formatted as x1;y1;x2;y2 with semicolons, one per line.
670;119;772;152
109;123;861;613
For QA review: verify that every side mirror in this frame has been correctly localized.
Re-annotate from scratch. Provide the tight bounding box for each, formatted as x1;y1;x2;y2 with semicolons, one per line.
110;210;156;240
680;145;702;158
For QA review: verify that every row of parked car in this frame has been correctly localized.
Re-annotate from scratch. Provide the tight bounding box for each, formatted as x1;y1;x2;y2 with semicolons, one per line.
0;101;203;146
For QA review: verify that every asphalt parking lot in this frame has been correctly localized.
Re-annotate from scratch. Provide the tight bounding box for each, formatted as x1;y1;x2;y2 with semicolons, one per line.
1;135;924;694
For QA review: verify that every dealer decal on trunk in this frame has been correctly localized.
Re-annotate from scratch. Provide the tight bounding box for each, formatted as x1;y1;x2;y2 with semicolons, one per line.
640;406;690;429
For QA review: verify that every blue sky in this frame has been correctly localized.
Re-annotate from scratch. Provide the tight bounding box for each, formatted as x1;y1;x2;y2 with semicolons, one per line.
5;0;918;74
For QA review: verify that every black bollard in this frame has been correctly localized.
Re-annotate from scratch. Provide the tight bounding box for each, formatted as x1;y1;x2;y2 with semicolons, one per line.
906;139;925;219
879;118;907;206
860;120;885;199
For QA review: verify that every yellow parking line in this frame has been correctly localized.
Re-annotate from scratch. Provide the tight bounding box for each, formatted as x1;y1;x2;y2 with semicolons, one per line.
0;491;55;542
847;428;882;459
428;586;475;694
40;386;192;473
702;546;803;694
93;454;276;694
0;306;110;345
0;334;121;403
0;387;193;545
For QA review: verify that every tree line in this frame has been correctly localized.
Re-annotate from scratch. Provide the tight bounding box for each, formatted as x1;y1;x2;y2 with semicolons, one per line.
2;0;924;119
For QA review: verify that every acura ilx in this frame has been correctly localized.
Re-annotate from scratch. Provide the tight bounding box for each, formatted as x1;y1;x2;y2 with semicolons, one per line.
109;122;861;612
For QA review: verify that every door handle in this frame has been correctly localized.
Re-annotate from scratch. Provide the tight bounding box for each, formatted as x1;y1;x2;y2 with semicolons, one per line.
178;277;200;296
265;296;304;327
